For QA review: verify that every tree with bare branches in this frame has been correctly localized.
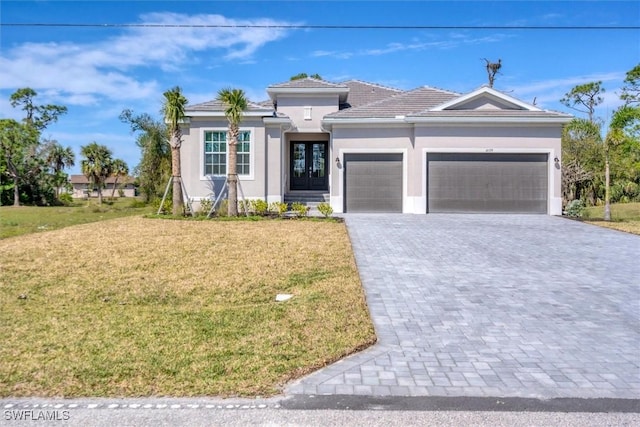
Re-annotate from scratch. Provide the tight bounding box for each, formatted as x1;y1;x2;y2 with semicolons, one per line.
483;58;501;87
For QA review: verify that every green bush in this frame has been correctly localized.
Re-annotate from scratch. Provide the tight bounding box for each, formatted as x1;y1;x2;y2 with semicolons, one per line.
198;198;213;216
291;202;309;217
151;198;172;215
269;201;288;217
565;199;585;218
128;199;148;208
215;199;229;217
58;193;74;206
250;199;269;216
317;202;333;218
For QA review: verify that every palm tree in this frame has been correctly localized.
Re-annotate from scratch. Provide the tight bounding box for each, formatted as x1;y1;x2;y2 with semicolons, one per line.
162;86;188;216
80;142;113;205
216;88;248;216
603;105;640;220
109;158;129;198
44;140;75;199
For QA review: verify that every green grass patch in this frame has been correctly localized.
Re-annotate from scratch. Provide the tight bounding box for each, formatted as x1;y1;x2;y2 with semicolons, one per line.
583;202;640;235
0;217;375;397
0;198;153;239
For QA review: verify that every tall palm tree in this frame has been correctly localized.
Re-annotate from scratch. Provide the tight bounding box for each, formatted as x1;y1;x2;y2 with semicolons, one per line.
216;88;248;216
44;140;75;199
162;86;188;216
80;142;113;205
603;105;640;220
109;158;129;198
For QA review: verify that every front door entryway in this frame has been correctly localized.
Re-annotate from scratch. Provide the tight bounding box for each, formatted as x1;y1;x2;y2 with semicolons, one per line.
290;142;328;191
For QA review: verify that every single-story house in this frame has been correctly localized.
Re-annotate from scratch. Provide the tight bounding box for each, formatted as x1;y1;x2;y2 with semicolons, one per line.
181;78;572;214
70;175;136;199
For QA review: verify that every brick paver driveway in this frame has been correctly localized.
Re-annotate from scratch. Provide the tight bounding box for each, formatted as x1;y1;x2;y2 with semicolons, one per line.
287;215;640;398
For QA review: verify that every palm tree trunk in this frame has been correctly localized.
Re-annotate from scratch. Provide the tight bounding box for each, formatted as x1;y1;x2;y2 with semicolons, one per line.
228;137;238;216
171;143;184;216
13;176;20;206
111;177;119;198
97;186;103;205
604;153;611;221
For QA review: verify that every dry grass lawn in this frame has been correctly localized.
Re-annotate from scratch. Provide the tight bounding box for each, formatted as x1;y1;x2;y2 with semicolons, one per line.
0;216;375;397
583;202;640;236
584;221;640;235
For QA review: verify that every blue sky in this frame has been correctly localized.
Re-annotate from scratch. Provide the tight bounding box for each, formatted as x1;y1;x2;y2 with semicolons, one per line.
1;0;638;174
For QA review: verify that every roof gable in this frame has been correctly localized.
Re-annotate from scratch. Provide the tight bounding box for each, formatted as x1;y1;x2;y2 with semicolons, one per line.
432;86;542;112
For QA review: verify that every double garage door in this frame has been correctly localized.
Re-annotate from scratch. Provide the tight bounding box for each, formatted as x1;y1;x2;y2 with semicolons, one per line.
427;153;548;214
343;152;548;214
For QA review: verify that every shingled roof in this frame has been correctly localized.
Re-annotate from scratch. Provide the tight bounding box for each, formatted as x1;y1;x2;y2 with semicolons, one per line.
340;80;405;109
185;99;273;113
326;86;459;119
267;77;349;90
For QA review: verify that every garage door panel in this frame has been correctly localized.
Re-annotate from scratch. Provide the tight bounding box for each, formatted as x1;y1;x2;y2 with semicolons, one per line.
427;153;548;214
345;153;402;213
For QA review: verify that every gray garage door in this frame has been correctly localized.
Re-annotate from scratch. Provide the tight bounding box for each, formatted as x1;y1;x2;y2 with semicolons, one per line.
427;153;548;213
344;153;403;213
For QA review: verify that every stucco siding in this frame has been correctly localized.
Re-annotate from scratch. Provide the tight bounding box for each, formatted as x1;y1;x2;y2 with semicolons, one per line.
277;95;339;131
266;126;284;202
181;118;268;203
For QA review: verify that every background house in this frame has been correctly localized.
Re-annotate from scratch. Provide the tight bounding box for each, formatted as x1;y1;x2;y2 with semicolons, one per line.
69;175;136;199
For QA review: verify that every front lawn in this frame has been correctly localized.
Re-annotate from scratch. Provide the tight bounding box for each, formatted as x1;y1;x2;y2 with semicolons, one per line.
582;202;640;235
0;216;375;397
0;198;153;239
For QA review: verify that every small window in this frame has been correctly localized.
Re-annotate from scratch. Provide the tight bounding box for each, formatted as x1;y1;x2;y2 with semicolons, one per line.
304;106;312;120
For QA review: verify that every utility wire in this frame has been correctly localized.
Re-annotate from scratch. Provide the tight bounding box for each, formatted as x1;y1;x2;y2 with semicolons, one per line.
0;23;638;30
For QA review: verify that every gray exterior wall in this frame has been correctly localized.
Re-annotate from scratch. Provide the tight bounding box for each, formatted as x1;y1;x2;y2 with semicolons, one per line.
277;95;339;132
330;125;412;213
181;117;269;210
329;123;563;214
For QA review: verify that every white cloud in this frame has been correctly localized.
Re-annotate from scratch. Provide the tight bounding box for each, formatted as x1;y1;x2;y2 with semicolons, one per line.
0;13;297;106
312;33;511;60
508;71;627;111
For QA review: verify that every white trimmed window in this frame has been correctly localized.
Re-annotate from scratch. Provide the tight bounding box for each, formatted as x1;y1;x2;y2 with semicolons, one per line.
203;130;251;176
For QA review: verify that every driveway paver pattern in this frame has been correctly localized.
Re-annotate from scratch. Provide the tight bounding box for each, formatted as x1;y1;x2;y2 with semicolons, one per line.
286;214;640;398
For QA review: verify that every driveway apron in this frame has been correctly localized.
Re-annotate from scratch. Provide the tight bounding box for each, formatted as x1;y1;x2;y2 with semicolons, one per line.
286;214;640;398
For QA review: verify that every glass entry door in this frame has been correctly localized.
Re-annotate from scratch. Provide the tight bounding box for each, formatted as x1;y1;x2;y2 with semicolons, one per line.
290;142;328;191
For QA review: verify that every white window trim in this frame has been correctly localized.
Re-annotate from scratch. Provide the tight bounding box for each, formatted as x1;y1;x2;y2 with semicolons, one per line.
304;106;312;120
200;128;255;181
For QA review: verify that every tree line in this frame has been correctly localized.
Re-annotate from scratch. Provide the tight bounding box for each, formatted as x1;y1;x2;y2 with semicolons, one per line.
561;64;640;219
0;89;129;206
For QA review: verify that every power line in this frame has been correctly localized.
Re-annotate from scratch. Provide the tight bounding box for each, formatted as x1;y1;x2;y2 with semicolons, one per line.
0;23;638;30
